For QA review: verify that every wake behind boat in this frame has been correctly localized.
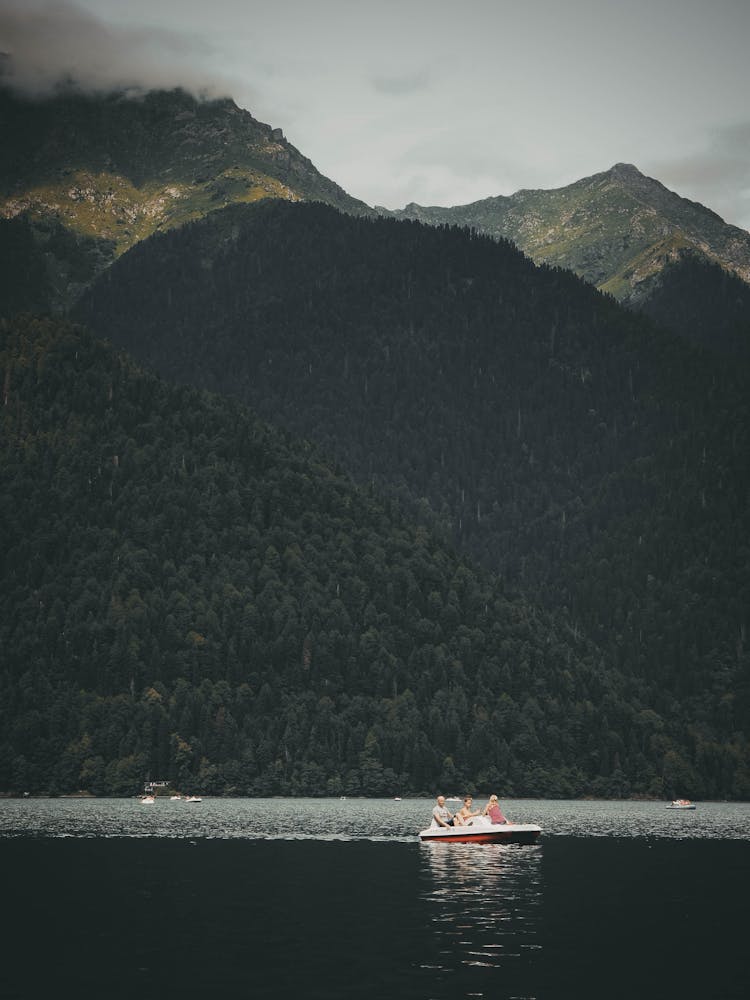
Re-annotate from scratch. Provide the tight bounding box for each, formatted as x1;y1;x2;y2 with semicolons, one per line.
419;815;541;844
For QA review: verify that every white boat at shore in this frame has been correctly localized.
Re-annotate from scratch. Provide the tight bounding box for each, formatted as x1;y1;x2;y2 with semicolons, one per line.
666;799;696;810
419;815;541;844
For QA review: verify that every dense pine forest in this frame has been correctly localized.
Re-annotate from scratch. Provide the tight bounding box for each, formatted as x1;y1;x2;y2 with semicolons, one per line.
75;200;750;794
3;315;746;798
637;252;750;360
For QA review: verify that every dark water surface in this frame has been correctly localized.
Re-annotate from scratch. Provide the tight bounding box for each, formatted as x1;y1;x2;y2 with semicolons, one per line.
1;799;748;999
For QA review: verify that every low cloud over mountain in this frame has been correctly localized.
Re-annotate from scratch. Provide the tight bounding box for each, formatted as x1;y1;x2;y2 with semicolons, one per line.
0;0;235;98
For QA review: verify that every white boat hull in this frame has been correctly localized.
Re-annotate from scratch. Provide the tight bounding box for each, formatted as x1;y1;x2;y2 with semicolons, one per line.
419;817;541;844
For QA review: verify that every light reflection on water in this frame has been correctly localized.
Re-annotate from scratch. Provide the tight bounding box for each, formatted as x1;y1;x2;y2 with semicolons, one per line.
0;796;747;840
419;841;543;998
0;821;747;1000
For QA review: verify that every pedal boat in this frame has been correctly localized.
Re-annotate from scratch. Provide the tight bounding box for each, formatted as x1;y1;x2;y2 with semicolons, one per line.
419;815;541;844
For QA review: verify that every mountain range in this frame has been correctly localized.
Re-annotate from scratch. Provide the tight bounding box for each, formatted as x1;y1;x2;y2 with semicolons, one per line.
1;83;749;798
2;83;749;355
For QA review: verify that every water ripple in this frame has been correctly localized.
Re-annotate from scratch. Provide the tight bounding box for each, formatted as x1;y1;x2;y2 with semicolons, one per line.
418;839;544;993
0;796;747;841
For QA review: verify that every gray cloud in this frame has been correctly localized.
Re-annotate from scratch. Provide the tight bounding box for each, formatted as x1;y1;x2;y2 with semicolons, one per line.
370;69;431;97
0;0;237;98
650;121;750;229
2;0;748;230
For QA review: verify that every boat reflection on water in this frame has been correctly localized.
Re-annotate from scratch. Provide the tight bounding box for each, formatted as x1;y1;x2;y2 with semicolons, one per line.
419;841;543;997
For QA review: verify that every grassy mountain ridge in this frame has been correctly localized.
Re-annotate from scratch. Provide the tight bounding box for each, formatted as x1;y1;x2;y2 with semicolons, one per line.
0;85;369;312
2;313;712;799
75;199;750;792
382;163;750;314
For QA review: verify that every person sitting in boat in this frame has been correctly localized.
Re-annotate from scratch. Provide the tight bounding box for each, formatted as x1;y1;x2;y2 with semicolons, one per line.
431;795;456;827
453;795;481;825
483;794;509;824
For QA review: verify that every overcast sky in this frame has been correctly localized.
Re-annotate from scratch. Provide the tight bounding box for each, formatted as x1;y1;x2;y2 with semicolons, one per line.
2;0;749;229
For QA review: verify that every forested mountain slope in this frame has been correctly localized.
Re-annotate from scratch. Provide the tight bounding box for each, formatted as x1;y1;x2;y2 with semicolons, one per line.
635;253;750;360
76;200;750;794
4;313;708;799
0;85;368;313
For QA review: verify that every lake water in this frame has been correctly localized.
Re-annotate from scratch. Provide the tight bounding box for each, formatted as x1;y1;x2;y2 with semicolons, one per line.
1;798;748;999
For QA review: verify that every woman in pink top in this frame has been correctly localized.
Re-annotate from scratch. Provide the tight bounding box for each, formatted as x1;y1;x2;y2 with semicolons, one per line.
483;794;509;824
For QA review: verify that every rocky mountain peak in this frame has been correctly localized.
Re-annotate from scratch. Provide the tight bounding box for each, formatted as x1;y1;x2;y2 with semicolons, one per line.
0;83;369;311
384;160;750;307
608;162;643;181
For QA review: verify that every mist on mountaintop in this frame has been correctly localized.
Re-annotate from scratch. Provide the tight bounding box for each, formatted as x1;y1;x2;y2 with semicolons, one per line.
0;0;234;99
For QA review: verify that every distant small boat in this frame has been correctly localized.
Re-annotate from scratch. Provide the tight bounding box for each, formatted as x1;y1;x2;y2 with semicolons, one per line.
185;796;202;803
666;799;696;810
140;795;155;804
170;795;183;800
394;797;402;801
